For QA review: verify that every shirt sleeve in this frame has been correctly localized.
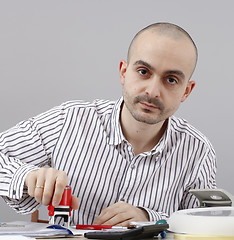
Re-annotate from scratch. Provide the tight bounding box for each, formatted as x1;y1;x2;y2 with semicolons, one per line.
179;146;217;209
138;206;169;222
0;104;66;214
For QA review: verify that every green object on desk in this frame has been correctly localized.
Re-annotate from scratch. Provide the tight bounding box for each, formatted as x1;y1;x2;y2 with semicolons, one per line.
156;219;167;224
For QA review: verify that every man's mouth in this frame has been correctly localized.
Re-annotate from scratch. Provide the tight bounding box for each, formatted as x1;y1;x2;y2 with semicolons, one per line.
135;95;164;111
140;101;158;110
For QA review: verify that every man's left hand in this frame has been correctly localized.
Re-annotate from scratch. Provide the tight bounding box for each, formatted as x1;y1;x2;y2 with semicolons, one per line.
93;201;149;227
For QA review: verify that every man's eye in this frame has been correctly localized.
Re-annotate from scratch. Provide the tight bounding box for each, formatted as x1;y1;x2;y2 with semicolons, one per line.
138;69;148;76
167;77;177;84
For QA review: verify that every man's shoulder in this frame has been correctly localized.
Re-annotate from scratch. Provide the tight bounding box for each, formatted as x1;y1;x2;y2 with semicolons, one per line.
61;99;116;114
170;115;213;149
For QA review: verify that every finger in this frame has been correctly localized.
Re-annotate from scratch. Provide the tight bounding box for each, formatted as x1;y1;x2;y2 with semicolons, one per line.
116;220;132;228
104;218;132;227
94;204;120;224
51;171;68;206
71;195;79;210
34;178;45;204
42;177;56;206
41;168;63;206
99;211;131;226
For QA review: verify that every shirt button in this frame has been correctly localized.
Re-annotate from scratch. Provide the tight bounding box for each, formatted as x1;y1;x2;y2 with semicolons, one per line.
131;164;135;169
13;190;16;195
155;152;160;157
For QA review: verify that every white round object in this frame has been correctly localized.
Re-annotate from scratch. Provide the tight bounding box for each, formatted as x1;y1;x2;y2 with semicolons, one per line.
168;207;234;236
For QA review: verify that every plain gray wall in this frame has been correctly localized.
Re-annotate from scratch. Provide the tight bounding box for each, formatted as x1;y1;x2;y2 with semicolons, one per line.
0;0;233;221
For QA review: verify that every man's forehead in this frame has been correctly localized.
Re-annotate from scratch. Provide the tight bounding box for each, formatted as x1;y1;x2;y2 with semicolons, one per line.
129;29;197;62
135;29;192;48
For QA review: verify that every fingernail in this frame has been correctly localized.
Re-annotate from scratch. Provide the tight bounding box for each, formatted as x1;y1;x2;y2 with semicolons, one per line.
52;201;58;207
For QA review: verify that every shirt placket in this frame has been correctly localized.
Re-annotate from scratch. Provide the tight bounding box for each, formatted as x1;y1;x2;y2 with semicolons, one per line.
118;142;143;201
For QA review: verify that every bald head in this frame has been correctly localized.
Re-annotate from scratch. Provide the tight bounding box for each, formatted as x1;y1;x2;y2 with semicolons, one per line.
127;23;198;75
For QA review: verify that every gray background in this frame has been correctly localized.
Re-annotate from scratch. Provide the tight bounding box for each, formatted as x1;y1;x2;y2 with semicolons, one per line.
0;0;233;221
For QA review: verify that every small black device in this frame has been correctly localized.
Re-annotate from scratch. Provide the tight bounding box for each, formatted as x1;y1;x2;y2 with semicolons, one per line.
84;223;169;240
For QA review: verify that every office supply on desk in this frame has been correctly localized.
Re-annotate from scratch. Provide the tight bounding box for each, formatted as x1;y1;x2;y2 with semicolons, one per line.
76;225;127;230
168;207;234;236
48;186;73;228
189;188;234;207
47;224;74;235
130;219;167;228
84;223;169;239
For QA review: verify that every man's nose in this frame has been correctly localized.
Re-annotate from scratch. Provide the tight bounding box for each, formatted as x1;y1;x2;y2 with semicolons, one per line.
145;77;161;98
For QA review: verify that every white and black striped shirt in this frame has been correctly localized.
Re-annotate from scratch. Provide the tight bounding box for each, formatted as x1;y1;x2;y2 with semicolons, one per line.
0;98;217;224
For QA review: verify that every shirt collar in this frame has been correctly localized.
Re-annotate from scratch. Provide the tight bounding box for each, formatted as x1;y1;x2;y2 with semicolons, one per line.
108;97;125;145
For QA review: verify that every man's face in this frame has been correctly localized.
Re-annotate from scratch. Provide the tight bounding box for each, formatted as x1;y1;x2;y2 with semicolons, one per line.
120;31;196;125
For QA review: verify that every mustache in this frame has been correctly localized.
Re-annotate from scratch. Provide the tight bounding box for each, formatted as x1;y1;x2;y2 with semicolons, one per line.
135;95;164;110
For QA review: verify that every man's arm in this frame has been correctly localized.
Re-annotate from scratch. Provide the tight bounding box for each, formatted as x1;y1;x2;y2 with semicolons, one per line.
0;104;70;213
179;148;217;210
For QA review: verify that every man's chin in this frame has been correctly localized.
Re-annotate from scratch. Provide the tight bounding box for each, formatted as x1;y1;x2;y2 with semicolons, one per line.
134;115;164;125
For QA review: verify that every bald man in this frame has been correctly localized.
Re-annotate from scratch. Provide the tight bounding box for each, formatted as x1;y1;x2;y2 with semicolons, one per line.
0;23;216;227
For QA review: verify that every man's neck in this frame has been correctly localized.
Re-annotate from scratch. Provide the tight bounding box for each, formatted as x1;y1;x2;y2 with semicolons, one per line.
120;104;168;155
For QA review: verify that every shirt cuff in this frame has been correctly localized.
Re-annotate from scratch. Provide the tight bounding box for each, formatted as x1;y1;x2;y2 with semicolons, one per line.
138;206;168;222
9;164;39;200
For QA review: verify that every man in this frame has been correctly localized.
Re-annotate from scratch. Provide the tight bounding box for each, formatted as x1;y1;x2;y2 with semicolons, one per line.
0;22;216;227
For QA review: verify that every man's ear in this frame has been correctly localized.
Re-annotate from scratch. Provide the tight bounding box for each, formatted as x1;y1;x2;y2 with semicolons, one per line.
119;60;128;86
181;80;196;102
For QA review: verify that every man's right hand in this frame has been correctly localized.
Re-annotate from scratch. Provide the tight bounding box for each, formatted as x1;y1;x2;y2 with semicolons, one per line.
25;168;79;210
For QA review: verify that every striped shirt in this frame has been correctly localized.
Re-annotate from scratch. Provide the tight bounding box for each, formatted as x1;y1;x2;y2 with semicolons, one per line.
0;98;217;224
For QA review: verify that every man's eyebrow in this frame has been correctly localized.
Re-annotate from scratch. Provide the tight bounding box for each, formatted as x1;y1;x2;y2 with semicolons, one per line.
133;60;155;71
165;70;185;80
